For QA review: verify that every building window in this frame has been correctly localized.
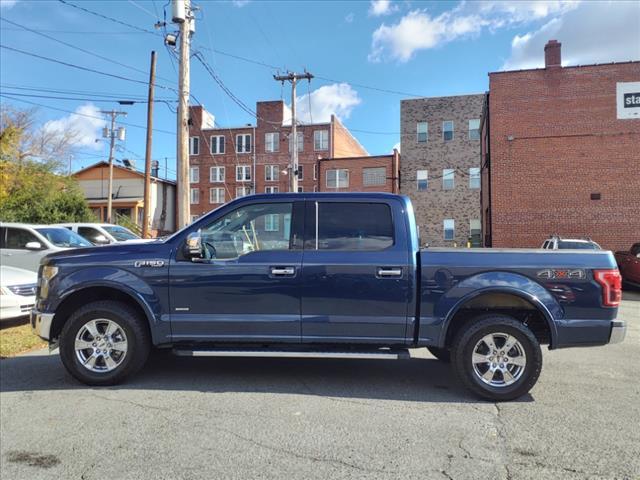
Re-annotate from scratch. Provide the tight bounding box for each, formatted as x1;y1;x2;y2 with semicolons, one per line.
470;219;481;247
236;165;251;181
265;132;279;153
313;164;318;180
443;121;454;141
210;135;225;154
190;187;199;204
417;122;428;143
468;119;480;140
314;130;328;151
289;131;303;152
236;186;251;198
444;219;455;240
265;165;279;182
363;167;386;186
297;165;304;180
209;187;225;204
326;169;349;188
443;169;455;190
190;214;199;223
236;134;251;153
189;136;200;155
189;166;199;183
265;186;279;194
297;186;304;192
417;170;428;191
469;167;480;189
264;214;280;232
210;166;225;183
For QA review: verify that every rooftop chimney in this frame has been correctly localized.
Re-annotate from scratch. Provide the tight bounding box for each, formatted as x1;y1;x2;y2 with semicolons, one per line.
544;40;562;68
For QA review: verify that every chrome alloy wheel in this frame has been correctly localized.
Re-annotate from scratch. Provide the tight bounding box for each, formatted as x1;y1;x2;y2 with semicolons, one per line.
74;319;128;373
471;333;527;388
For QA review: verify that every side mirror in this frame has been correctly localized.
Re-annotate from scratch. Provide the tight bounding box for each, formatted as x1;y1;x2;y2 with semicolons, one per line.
93;235;110;245
25;241;42;250
184;231;204;260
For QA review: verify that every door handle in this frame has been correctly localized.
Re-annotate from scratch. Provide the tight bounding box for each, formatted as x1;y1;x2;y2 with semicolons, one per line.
271;266;296;276
377;267;403;278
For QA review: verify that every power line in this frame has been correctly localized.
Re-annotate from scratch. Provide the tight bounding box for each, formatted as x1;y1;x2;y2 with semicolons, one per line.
0;94;176;136
0;17;177;86
0;27;150;35
0;84;172;101
57;0;159;35
0;91;175;105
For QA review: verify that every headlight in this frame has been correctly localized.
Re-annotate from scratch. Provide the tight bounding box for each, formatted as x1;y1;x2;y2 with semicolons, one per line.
0;286;11;296
40;265;58;299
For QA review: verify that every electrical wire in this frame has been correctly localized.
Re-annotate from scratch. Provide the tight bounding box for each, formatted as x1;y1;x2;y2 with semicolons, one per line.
57;0;160;35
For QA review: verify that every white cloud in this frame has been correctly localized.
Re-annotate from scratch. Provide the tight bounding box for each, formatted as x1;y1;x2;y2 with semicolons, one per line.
0;0;18;9
231;0;250;7
369;0;398;17
368;0;586;62
44;104;106;150
283;83;362;125
345;12;355;23
503;1;640;69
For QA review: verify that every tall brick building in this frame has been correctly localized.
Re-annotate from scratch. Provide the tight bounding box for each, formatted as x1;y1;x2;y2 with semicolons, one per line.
481;40;640;251
400;94;484;247
188;101;368;219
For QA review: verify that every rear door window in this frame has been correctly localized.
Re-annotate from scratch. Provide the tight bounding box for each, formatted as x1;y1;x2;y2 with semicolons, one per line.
305;202;394;251
79;227;105;244
5;228;40;249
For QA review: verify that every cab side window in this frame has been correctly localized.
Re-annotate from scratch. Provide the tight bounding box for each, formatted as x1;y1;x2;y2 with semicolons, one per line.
79;227;105;244
5;228;39;249
305;202;394;251
200;202;293;259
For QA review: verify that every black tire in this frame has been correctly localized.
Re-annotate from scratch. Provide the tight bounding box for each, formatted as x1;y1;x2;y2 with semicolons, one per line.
427;346;451;363
59;300;151;386
451;314;542;401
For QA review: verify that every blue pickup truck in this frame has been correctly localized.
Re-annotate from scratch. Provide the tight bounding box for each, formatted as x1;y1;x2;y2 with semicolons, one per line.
32;193;626;400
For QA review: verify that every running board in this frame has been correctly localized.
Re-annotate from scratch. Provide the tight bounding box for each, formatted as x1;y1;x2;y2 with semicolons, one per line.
172;348;410;360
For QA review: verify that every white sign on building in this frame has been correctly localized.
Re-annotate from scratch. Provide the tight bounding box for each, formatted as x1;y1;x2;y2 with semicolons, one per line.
616;82;640;120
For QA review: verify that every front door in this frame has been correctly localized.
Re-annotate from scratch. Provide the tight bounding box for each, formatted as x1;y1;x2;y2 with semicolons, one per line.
169;200;304;343
300;199;411;344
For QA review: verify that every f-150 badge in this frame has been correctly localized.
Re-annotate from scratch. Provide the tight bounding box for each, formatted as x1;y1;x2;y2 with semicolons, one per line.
134;260;165;268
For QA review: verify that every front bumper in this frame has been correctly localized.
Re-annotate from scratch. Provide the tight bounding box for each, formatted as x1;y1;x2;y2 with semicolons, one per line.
609;321;626;344
31;309;54;341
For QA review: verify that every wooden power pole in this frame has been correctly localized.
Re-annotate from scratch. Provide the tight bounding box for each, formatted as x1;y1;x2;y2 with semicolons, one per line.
174;0;193;228
142;50;157;238
100;109;127;224
274;71;313;192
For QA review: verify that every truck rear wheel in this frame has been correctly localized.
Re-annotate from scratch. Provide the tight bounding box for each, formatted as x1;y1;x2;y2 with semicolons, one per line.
451;314;542;401
59;300;150;386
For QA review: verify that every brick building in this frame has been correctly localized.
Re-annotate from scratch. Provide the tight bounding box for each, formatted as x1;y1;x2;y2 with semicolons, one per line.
400;94;484;247
481;40;640;251
318;151;400;193
187;101;368;219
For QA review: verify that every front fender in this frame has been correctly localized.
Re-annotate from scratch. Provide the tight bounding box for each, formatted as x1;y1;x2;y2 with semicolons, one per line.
432;271;562;348
51;267;169;344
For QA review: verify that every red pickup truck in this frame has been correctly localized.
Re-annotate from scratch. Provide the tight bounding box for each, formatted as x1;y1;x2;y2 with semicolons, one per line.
615;243;640;286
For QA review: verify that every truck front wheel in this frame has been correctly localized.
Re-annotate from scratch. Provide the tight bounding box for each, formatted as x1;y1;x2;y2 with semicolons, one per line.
451;314;542;401
59;300;151;386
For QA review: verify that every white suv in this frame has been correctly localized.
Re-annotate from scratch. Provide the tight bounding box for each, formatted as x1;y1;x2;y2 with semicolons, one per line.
541;235;601;250
0;266;36;321
56;223;140;245
0;223;93;272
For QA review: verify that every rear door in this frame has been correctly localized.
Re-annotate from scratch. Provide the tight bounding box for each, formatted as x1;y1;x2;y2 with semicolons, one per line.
300;199;411;344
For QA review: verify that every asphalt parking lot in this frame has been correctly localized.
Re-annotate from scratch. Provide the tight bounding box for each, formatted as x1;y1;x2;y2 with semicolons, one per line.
1;291;638;480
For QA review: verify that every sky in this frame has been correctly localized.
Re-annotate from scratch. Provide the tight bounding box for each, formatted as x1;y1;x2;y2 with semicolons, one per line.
1;0;638;179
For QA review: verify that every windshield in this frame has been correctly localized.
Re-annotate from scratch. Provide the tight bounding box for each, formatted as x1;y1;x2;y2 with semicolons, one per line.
557;241;600;250
35;228;93;248
103;225;140;241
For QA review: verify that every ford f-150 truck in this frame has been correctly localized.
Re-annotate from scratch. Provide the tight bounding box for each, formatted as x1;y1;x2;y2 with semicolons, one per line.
32;193;626;400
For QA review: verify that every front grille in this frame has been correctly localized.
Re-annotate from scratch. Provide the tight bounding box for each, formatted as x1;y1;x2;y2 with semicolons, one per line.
7;284;37;296
20;304;35;313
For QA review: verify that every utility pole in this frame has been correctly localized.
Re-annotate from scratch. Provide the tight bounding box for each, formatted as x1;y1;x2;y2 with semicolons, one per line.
274;71;314;192
142;51;157;239
172;0;194;228
101;110;127;223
